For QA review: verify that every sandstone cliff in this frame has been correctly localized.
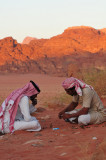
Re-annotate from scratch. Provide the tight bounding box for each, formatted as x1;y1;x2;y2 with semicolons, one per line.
0;26;106;76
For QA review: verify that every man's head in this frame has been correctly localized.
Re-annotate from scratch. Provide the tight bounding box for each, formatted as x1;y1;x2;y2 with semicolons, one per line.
30;80;40;93
62;77;90;96
30;94;37;101
65;86;77;96
29;80;41;105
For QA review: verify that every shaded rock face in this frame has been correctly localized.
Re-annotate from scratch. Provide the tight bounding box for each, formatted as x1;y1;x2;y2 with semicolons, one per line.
0;53;105;77
0;26;106;76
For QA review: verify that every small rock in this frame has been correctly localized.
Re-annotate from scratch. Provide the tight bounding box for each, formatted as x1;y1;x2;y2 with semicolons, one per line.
60;153;67;156
74;132;80;134
41;115;51;120
32;143;44;147
60;134;66;137
92;137;97;140
23;139;43;145
72;126;78;129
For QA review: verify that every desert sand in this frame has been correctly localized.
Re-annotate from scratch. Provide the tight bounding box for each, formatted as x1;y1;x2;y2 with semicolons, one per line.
0;73;106;160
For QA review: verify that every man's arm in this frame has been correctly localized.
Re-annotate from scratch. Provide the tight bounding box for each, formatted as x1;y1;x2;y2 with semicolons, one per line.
58;102;78;119
62;107;89;120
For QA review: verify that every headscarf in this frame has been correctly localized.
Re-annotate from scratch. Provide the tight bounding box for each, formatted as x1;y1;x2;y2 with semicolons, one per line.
0;81;40;133
62;77;93;96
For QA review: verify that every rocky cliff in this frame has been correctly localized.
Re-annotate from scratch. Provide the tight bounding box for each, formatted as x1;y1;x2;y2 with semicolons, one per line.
0;26;106;76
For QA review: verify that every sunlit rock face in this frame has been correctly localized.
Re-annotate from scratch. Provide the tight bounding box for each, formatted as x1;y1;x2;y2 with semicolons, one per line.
0;26;106;75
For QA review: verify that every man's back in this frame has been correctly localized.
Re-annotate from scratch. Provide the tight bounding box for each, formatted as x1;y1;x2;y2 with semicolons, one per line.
82;87;104;112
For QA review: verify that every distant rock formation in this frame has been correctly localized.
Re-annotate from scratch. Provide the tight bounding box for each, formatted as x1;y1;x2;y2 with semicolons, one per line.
22;36;37;44
0;26;106;76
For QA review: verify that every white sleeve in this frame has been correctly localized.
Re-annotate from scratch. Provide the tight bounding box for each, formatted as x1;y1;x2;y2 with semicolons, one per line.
19;96;32;121
29;104;37;113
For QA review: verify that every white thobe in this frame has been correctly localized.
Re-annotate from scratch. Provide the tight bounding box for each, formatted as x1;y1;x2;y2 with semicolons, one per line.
0;96;41;133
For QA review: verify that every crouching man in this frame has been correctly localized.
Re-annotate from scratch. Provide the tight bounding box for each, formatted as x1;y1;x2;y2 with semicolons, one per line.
58;77;106;126
0;80;41;133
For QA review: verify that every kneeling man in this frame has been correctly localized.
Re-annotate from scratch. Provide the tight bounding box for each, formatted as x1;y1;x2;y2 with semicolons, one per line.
58;77;106;125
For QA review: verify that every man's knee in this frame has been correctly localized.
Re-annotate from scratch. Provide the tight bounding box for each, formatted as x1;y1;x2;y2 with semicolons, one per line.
31;120;41;131
24;116;32;122
78;115;84;124
78;114;90;125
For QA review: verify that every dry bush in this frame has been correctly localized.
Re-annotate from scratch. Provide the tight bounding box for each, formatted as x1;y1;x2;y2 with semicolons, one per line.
82;70;106;97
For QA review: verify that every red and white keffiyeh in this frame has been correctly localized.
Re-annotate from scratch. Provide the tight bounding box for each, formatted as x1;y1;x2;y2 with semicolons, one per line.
0;82;40;133
62;77;93;96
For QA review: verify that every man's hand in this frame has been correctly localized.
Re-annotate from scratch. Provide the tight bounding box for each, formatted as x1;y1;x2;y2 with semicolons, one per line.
58;102;78;119
62;113;72;120
58;111;65;119
30;94;37;106
32;99;37;106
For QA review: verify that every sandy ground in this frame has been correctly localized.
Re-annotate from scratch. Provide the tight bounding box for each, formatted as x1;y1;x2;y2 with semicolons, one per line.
0;73;106;160
0;73;66;105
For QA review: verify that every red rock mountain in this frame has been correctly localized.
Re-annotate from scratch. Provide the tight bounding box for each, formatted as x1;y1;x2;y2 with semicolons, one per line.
0;26;106;75
99;28;106;34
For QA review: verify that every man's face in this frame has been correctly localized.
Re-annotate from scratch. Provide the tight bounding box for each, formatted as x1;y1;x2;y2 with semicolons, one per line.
30;94;37;101
65;88;77;96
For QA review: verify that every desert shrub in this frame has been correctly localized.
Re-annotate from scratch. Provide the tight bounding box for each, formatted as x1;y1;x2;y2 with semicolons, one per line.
67;66;106;97
80;69;106;97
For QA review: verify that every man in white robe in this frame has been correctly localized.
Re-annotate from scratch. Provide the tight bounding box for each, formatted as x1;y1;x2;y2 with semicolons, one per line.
0;81;41;133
